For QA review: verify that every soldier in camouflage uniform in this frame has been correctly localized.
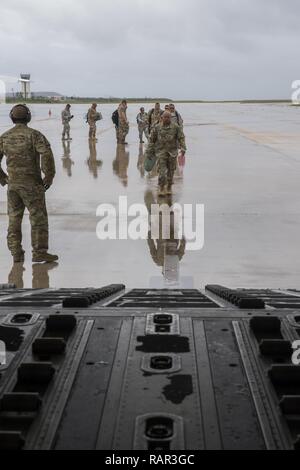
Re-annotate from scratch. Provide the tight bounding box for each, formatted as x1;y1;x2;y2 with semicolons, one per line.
61;104;74;141
87;103;101;141
169;103;183;127
136;107;149;143
117;100;129;144
146;111;186;197
148;102;164;134
0;104;58;263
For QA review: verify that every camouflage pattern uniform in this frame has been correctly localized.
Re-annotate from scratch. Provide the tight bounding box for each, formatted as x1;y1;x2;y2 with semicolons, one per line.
0;124;55;259
117;103;129;144
146;122;186;190
87;107;100;140
148;108;164;133
170;111;183;127
61;107;72;140
136;111;149;143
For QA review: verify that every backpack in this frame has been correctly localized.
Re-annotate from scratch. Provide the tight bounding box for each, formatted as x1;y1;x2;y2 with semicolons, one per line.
112;110;119;126
175;111;181;125
148;109;155;133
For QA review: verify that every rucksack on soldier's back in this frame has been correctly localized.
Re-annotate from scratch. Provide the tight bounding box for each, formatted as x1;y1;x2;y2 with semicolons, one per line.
112;110;119;126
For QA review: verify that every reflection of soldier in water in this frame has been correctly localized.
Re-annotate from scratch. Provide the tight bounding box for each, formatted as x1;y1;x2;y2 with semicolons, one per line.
8;263;25;288
137;144;145;178
113;144;129;188
87;140;103;179
8;262;58;289
61;141;74;177
32;263;58;289
145;190;186;286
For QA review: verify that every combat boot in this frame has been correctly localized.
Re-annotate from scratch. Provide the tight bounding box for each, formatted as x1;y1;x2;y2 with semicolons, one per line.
158;186;167;197
13;250;25;263
32;253;59;263
166;184;173;195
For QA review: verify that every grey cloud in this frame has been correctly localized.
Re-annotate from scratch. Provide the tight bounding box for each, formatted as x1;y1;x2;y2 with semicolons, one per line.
0;0;299;99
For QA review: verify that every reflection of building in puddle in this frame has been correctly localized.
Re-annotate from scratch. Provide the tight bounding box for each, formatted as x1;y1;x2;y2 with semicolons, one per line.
137;144;145;178
145;190;186;287
87;140;103;179
61;141;74;177
8;263;58;289
113;144;129;187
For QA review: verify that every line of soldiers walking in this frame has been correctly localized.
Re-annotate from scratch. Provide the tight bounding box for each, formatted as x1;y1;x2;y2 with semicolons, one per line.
61;100;186;196
136;102;184;144
91;100;187;197
61;100;184;145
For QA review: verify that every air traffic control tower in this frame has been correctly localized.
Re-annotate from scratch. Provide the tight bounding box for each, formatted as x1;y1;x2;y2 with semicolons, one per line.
19;74;31;100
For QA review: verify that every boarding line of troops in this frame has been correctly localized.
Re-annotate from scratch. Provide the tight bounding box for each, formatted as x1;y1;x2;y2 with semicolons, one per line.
0;101;186;264
62;100;186;196
61;101;184;142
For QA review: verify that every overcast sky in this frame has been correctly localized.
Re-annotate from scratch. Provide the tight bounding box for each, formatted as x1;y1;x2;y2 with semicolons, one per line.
0;0;299;99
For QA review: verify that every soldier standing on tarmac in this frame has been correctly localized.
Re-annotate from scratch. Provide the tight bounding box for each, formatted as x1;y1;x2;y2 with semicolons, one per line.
117;100;129;144
87;103;102;141
61;104;74;141
0;104;58;263
136;107;149;143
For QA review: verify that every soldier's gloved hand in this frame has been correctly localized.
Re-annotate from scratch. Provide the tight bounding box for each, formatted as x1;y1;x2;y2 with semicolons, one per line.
0;176;8;187
43;179;52;191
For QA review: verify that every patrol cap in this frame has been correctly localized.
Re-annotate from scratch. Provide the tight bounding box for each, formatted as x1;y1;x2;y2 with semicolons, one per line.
10;104;32;123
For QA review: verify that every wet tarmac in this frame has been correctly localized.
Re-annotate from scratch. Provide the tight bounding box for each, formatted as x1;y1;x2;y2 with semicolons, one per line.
0;102;300;289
